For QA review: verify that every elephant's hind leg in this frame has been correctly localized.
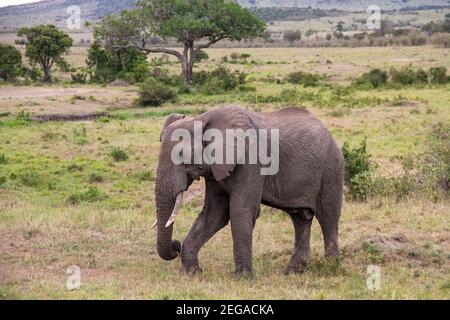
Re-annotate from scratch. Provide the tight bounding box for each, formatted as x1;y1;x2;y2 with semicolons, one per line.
315;173;343;262
285;209;313;275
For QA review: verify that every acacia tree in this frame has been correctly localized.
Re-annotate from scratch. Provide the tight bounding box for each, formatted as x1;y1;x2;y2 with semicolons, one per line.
93;0;266;84
17;25;73;82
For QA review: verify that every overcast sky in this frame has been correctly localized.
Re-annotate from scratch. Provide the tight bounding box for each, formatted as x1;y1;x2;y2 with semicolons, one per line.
0;0;41;8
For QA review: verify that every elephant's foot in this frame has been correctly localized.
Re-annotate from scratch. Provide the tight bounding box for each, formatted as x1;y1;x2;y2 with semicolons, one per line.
182;264;203;275
234;265;254;280
181;254;203;275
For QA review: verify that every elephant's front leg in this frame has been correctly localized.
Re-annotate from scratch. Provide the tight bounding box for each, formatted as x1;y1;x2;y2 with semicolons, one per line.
228;167;265;278
181;179;229;274
229;205;259;278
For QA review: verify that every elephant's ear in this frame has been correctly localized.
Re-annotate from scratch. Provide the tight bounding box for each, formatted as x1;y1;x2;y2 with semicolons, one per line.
200;107;258;182
160;114;186;141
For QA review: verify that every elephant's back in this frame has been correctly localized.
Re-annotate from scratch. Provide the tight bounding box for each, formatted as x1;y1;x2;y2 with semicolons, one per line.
261;107;322;128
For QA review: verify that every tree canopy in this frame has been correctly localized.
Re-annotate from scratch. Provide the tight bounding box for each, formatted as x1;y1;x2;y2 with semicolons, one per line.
17;25;73;82
93;0;266;84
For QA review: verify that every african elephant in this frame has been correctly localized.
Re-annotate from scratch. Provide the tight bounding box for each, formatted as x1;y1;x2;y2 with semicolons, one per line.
154;106;344;277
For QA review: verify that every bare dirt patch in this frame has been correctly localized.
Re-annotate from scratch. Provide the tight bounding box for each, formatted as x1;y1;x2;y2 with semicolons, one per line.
0;86;137;118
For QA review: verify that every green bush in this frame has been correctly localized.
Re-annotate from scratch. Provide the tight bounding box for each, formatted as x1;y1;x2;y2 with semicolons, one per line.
87;41;149;84
429;67;448;84
147;67;183;87
354;69;388;88
342;139;374;200
342;139;371;185
194;50;209;62
137;78;178;107
0;176;6;186
194;67;246;95
286;71;321;87
22;67;42;82
390;66;428;86
0;44;23;81
110;147;129;162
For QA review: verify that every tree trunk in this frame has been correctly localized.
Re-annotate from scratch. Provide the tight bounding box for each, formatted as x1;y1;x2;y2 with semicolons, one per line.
181;43;195;85
43;67;51;82
182;62;193;85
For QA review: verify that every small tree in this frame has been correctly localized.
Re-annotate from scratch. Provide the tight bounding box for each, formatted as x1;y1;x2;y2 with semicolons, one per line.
0;44;23;81
283;30;302;45
93;0;265;85
17;25;73;82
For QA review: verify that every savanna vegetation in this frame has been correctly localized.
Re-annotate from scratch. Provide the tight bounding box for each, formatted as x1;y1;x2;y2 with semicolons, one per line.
0;1;449;301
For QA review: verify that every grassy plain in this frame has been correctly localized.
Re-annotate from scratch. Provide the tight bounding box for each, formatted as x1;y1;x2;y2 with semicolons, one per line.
0;46;449;300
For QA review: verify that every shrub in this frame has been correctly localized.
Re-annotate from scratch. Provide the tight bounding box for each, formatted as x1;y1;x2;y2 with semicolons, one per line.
354;69;388;88
194;50;209;62
286;71;321;87
429;67;448;84
67;186;106;204
239;85;256;92
136;170;155;182
88;172;105;183
194;67;245;95
87;41;150;84
0;44;23;81
419;122;450;197
0;176;6;186
137;78;178;107
390;66;428;86
22;67;42;82
110;147;129;162
342;139;374;200
71;72;88;84
19;172;41;187
147;67;183;86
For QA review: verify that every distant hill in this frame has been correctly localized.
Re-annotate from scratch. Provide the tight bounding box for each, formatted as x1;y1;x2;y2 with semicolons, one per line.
1;0;449;30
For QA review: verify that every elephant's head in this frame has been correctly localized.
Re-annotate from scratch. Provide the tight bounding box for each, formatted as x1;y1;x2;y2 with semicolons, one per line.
154;107;260;261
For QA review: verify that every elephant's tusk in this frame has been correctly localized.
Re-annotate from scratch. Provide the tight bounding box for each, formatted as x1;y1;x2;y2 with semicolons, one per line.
151;219;158;229
165;192;184;228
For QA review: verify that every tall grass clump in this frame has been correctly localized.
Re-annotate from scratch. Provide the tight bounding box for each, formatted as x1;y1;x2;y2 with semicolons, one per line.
110;147;129;162
67;186;106;205
418;122;450;199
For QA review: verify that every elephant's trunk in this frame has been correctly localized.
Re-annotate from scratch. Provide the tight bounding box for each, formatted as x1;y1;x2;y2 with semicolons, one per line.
155;192;182;261
155;162;185;261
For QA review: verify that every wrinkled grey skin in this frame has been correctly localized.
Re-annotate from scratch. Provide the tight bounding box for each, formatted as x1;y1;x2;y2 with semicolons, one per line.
155;106;344;278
